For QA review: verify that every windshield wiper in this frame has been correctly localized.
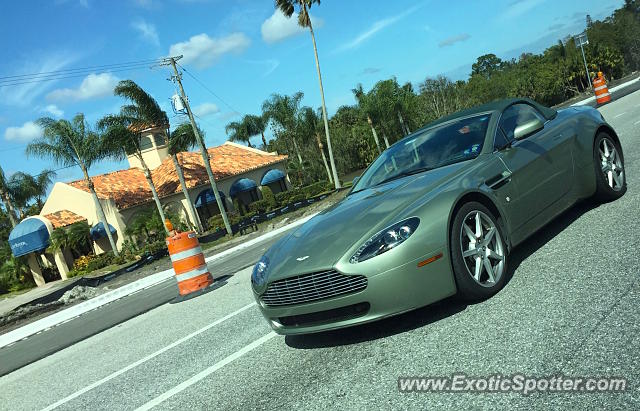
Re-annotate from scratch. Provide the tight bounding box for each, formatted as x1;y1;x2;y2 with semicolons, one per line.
375;166;435;187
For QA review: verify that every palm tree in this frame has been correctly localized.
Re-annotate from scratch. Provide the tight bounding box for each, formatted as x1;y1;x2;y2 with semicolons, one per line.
33;170;57;210
28;114;120;256
262;92;304;165
244;114;268;149
225;120;252;147
98;80;171;235
352;83;382;154
275;0;340;188
0;165;18;227
298;107;332;183
168;122;204;233
7;169;57;216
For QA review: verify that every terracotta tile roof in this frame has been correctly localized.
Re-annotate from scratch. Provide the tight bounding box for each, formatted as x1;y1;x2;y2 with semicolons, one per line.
44;210;87;229
68;142;287;209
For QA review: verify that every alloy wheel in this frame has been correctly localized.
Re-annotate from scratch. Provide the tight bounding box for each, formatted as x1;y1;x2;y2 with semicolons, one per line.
459;210;505;287
599;138;624;191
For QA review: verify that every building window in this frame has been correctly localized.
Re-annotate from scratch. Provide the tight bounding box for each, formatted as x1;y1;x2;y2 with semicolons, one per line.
139;135;154;150
153;133;167;147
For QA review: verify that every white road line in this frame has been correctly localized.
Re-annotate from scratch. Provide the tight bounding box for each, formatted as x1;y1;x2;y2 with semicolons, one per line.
135;331;277;411
40;302;257;411
613;112;626;118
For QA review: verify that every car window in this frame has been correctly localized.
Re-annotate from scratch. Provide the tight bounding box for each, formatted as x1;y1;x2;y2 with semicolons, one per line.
498;103;545;142
352;114;490;192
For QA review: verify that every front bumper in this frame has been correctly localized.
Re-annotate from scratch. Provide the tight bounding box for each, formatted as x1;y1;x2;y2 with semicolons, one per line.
254;250;457;335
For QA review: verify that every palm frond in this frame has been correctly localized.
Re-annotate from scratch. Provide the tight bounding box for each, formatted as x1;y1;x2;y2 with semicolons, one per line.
169;122;201;154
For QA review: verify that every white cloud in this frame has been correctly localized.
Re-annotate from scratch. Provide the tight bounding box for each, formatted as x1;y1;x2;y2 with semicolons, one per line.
261;9;323;44
132;19;160;46
193;102;219;117
336;4;422;52
46;73;119;102
43;104;64;117
168;33;250;69
4;121;42;142
439;33;471;47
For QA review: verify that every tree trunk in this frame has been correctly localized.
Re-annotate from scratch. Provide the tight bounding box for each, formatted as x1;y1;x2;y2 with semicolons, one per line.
171;153;203;233
383;134;390;149
0;189;18;228
367;115;382;154
306;5;340;189
139;157;170;236
82;167;119;257
292;137;304;167
261;132;267;149
247;140;253;148
316;133;333;183
397;111;409;136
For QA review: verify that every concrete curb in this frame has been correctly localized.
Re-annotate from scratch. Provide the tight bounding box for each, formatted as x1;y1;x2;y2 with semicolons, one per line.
572;76;640;106
0;213;317;349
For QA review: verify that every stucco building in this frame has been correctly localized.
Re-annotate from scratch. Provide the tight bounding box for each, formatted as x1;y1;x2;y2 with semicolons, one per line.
9;127;289;286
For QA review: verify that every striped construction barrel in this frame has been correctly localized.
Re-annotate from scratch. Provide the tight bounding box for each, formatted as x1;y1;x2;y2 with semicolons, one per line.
593;76;611;105
167;231;213;296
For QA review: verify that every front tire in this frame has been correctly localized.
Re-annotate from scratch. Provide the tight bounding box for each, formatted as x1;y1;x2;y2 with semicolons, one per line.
593;132;626;202
450;202;508;301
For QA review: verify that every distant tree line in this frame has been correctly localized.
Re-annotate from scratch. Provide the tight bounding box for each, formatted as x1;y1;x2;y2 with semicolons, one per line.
227;0;640;185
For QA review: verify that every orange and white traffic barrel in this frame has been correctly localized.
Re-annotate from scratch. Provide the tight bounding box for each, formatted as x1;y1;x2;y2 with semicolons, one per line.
593;72;611;105
167;231;213;298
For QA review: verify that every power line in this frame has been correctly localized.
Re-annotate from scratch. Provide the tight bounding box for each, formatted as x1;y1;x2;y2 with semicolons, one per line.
4;164;76;183
0;144;28;154
176;62;241;114
0;63;160;87
0;58;164;81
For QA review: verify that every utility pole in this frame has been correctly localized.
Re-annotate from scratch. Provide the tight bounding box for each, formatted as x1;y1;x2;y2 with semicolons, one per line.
574;32;592;90
165;56;233;236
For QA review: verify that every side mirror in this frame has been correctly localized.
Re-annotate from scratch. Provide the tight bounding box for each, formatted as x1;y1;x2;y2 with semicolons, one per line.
513;118;544;140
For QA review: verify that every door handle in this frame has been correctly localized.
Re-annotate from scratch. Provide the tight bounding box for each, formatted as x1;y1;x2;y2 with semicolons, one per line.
486;171;512;189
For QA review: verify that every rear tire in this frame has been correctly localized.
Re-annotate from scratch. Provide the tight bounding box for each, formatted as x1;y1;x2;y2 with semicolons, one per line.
450;202;508;302
593;132;626;202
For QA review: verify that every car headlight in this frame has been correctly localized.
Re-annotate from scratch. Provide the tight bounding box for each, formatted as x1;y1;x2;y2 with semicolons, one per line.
350;217;420;263
252;255;269;287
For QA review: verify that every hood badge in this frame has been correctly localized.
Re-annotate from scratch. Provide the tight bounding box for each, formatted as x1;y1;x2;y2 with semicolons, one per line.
296;256;310;261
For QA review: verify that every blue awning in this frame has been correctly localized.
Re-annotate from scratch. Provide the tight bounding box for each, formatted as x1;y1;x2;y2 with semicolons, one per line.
90;222;117;240
229;178;257;197
261;169;286;185
195;189;226;207
9;218;50;257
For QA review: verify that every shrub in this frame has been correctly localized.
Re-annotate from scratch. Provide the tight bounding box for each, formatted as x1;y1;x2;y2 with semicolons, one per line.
232;198;246;215
120;239;140;262
0;258;33;294
140;240;167;256
248;200;269;214
261;186;277;209
207;212;243;231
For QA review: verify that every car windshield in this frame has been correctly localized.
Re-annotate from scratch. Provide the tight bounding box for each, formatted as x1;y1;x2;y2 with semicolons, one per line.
352;114;491;192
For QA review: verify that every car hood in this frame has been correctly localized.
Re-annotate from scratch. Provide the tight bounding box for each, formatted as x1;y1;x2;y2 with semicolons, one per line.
263;161;470;282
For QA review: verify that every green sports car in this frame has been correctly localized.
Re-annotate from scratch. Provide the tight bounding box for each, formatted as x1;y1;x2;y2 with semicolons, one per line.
251;98;626;335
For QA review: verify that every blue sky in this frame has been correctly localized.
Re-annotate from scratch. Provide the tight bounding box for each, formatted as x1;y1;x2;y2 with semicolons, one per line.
0;0;623;186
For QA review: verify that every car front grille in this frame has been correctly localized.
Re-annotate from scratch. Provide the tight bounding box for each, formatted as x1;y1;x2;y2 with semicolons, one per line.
261;270;367;307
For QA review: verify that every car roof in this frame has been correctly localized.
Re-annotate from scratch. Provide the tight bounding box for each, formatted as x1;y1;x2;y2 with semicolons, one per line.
416;98;558;132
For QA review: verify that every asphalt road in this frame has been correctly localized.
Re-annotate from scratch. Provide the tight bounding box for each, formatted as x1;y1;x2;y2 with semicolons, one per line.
2;91;640;410
0;233;286;376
